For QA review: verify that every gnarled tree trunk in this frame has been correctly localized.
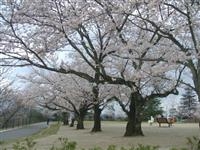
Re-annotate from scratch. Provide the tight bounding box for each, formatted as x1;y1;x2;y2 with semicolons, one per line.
76;107;87;129
124;92;144;136
91;104;102;132
62;112;69;125
91;83;102;132
76;116;84;129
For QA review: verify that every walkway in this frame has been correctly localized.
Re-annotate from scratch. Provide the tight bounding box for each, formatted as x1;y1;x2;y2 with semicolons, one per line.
0;122;47;141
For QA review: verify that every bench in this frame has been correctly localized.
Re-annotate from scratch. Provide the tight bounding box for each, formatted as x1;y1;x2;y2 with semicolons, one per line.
156;117;174;127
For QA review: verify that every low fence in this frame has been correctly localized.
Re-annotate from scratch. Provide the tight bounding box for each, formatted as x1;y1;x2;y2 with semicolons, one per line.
0;117;40;130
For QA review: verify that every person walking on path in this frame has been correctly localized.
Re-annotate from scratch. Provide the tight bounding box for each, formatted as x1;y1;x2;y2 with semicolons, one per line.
47;118;50;125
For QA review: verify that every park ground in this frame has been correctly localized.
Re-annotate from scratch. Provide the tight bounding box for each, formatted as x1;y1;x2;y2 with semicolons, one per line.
1;121;200;150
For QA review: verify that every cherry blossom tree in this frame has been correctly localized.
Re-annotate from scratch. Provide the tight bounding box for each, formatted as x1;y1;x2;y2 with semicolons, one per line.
0;0;133;132
0;0;184;136
0;68;24;128
126;1;200;100
21;72;89;129
1;0;114;132
123;0;200;128
21;68;116;130
91;1;183;136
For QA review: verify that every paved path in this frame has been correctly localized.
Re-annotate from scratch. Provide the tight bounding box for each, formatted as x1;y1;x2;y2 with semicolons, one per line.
0;122;47;141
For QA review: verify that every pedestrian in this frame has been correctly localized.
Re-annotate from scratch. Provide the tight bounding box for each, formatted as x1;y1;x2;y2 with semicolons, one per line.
47;118;50;125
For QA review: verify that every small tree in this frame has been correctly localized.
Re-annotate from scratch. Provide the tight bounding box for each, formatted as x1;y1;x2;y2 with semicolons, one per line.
143;98;164;121
178;87;198;119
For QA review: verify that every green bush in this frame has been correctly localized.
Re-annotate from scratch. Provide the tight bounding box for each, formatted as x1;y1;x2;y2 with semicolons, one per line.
12;138;36;150
50;137;77;150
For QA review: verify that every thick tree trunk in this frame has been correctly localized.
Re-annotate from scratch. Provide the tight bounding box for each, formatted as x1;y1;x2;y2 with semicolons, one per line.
124;115;143;136
91;83;102;132
76;104;88;129
62;112;69;125
76;117;84;129
124;92;144;136
76;110;86;129
63;119;69;125
91;105;102;132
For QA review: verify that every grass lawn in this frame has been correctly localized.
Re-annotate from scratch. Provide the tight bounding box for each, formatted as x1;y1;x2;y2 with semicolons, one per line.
1;121;200;150
30;122;61;139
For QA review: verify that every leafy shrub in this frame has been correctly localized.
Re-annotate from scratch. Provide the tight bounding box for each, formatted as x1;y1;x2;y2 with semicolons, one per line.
50;137;77;150
12;138;36;150
170;136;200;150
186;136;200;150
9;137;159;150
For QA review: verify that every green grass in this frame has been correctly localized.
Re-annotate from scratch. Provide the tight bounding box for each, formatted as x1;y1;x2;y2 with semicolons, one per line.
30;122;61;139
